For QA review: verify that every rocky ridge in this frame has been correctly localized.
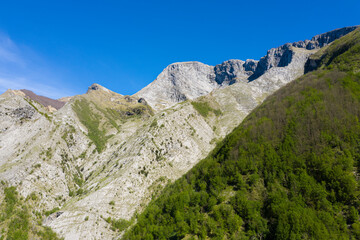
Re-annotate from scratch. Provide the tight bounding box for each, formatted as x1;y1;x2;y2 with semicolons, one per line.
20;89;65;110
137;26;358;111
250;26;358;80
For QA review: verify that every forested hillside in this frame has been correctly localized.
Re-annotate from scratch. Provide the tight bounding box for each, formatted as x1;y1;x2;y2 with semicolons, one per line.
124;28;360;239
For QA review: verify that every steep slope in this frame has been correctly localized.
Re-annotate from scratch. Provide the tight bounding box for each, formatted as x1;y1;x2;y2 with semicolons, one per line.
71;83;153;152
124;28;360;240
136;26;357;111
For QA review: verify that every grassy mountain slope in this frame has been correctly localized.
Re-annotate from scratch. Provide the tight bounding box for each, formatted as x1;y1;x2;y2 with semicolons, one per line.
72;87;153;153
124;28;360;239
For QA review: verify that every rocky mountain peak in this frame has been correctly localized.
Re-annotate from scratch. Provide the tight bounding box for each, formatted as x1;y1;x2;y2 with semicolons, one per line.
135;61;216;110
87;83;112;94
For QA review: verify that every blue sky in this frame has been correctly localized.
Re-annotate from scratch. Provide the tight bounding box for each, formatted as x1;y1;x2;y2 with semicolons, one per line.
0;0;359;99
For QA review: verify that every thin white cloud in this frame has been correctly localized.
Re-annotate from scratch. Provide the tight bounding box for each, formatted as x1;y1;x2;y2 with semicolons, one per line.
0;33;24;65
0;32;74;99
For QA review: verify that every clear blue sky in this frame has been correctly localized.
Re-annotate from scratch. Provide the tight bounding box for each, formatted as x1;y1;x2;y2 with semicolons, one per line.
0;0;358;98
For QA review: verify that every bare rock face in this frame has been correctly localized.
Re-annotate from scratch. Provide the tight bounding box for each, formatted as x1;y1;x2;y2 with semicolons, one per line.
214;59;258;86
293;25;358;49
249;26;358;81
136;60;261;110
249;43;294;80
135;61;217;110
11;106;36;120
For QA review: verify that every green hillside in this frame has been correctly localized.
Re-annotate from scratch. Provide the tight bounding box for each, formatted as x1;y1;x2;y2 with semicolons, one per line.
123;28;360;239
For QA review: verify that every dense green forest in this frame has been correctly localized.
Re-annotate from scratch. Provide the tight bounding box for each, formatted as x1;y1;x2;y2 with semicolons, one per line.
124;28;360;239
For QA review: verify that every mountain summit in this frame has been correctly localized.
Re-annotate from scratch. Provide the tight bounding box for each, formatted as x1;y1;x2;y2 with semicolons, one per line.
87;83;113;94
135;26;358;111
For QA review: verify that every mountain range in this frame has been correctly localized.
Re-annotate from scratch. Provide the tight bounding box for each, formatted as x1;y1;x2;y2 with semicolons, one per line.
0;26;359;239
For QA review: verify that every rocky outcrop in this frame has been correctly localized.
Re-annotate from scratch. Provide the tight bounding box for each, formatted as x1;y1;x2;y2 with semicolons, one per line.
249;26;358;81
87;83;113;94
11;106;36;120
137;97;147;105
83;83;153;118
214;59;258;86
293;26;358;49
249;44;294;80
304;57;321;73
